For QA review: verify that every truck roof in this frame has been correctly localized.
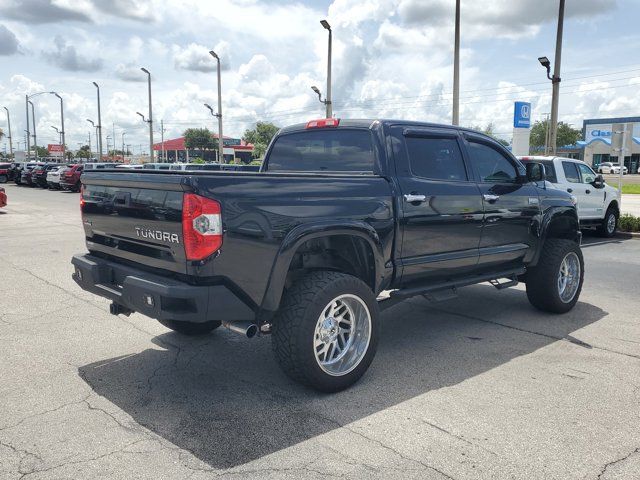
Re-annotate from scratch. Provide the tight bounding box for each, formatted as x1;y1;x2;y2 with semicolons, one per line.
279;118;495;136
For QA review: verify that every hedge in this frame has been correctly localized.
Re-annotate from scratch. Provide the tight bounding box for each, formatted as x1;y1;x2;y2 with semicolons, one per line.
618;214;640;232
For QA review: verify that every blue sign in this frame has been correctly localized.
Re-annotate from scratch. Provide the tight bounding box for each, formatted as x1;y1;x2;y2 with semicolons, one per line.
514;102;531;128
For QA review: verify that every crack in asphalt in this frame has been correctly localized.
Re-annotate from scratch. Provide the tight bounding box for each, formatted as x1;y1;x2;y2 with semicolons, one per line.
596;447;640;479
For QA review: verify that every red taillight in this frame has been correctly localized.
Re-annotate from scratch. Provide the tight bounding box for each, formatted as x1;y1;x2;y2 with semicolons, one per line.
182;193;223;261
80;184;85;209
306;118;340;129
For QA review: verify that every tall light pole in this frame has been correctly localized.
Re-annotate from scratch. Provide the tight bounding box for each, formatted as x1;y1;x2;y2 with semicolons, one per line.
87;119;98;160
51;126;61;146
121;131;126;161
51;92;65;161
452;0;460;126
204;103;219;162
538;0;565;154
320;20;333;118
136;111;153;161
208;51;224;163
28;100;37;160
140;68;154;161
92;82;103;161
25;95;30;160
3;107;13;158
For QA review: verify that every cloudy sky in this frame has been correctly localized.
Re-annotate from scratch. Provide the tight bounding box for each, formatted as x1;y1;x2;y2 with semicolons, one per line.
0;0;639;154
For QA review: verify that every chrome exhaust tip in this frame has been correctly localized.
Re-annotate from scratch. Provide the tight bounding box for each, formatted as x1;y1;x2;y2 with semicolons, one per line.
222;321;258;338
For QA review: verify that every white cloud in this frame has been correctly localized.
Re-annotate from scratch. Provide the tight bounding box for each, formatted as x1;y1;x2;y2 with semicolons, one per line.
173;41;231;73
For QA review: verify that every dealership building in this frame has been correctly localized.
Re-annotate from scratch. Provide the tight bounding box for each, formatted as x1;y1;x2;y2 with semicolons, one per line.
579;116;640;173
152;134;254;163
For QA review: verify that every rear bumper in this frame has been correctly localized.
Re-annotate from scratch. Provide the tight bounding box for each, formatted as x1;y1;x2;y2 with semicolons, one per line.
71;254;255;323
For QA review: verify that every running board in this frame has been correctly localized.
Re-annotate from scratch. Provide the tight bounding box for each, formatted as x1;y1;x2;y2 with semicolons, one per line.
378;267;525;311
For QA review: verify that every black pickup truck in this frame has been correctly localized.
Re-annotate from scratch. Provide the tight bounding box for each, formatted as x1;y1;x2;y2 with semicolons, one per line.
72;118;583;392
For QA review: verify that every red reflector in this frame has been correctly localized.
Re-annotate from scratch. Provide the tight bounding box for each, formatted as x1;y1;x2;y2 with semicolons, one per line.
306;118;340;129
182;193;223;261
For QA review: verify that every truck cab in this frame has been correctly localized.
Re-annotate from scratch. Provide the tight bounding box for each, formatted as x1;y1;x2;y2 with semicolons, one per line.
519;156;620;237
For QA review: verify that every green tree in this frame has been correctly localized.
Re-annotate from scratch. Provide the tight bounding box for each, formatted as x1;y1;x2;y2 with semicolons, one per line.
184;128;217;151
0;127;4;141
242;121;280;158
76;145;91;159
530;120;581;149
35;145;48;157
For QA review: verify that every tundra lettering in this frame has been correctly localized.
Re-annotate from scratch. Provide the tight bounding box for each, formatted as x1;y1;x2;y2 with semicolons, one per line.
135;227;180;244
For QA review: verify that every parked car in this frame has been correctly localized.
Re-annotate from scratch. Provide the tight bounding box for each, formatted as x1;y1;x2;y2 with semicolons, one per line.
0;163;10;183
32;163;62;188
0;186;6;208
519;156;621;237
46;165;67;189
142;163;172;170
59;164;84;191
20;162;41;186
73;118;583;392
597;162;627;175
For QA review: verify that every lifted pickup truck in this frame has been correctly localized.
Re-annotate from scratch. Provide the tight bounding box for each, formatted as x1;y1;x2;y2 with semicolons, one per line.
72;119;583;392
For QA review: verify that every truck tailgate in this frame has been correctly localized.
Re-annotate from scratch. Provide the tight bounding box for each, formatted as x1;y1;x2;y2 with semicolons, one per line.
81;172;190;275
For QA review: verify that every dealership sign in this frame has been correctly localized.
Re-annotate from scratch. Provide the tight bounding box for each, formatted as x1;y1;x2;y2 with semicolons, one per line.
585;123;640;143
48;144;64;157
513;102;531;128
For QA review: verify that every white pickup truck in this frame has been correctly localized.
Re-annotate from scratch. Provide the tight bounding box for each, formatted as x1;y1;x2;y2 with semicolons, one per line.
519;156;620;237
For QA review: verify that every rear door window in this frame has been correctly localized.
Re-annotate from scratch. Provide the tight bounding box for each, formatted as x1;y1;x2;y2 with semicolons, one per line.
405;137;467;181
562;161;580;183
267;129;375;172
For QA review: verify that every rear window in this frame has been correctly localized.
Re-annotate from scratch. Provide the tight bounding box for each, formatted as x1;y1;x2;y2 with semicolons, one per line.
267;129;375;172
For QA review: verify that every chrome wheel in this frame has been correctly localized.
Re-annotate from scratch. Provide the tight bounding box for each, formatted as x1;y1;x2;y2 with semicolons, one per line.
606;213;616;234
313;294;371;377
557;252;581;303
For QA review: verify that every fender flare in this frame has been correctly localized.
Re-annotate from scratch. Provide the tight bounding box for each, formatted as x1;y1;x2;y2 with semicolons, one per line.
531;206;580;266
260;220;386;312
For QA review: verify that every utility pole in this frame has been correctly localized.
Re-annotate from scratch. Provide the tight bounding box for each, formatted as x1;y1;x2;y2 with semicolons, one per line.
141;68;153;161
544;113;551;155
209;51;224;163
549;0;565;154
121;131;126;162
93;82;103;161
28;100;37;160
25;95;30;160
452;0;460;125
52;92;65;161
321;20;333;118
112;122;116;161
3;107;13;158
160;119;165;162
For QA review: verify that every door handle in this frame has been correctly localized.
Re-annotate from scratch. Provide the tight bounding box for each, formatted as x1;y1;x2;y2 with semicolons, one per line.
483;194;500;203
567;188;573;193
403;194;427;203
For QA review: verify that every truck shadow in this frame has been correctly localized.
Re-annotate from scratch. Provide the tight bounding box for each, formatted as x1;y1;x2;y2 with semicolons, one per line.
78;284;606;469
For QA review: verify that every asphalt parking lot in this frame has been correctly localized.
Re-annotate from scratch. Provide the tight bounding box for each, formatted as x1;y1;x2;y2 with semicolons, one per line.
1;183;639;480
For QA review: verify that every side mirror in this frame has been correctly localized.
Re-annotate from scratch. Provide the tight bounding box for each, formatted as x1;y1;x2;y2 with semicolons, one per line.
526;162;546;183
592;174;605;189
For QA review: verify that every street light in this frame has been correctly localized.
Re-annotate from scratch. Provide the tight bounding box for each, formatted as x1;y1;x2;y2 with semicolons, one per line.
121;131;126;161
92;82;103;162
51;92;65;161
452;0;460;125
140;68;154;161
208;51;224;163
3;107;13;158
87;119;98;160
51;125;61;146
320;19;332;118
310;85;332;116
537;0;565;154
28;100;37;159
203;103;220;162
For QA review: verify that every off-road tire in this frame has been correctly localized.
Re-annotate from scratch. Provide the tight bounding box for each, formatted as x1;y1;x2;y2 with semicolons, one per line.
597;207;618;238
526;239;584;314
158;319;221;335
272;271;380;392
